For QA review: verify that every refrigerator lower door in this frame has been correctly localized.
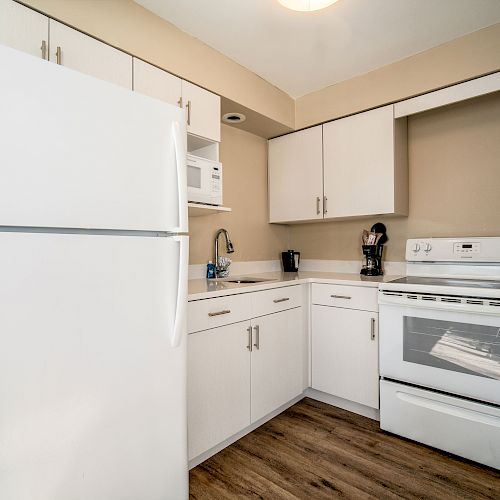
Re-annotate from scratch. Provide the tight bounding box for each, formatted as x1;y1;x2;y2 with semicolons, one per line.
0;45;187;233
0;232;189;500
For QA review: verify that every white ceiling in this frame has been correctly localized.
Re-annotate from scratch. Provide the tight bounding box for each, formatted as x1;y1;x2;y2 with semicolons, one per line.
135;0;500;98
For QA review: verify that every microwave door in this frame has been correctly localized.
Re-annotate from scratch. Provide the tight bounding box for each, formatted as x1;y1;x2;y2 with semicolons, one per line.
187;158;212;205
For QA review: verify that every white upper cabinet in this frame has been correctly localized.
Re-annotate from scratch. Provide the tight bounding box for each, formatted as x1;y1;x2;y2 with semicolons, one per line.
181;80;220;142
0;0;48;58
268;125;324;223
323;105;408;219
49;20;132;89
133;58;182;108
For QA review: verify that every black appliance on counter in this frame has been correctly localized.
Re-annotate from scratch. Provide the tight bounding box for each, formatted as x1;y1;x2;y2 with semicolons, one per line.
361;223;388;276
282;250;300;272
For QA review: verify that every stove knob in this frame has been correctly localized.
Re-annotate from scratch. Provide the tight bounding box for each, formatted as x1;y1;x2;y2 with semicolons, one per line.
412;243;421;253
424;243;432;253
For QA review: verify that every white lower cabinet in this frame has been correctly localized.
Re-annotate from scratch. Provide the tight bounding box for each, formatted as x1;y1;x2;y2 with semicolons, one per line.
251;308;303;423
312;304;379;409
187;321;251;460
187;289;304;461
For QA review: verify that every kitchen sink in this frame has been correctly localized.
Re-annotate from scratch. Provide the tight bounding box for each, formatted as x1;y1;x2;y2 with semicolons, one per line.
219;277;275;284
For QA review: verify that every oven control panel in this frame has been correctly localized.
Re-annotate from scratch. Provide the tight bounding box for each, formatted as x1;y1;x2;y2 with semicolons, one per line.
406;237;500;262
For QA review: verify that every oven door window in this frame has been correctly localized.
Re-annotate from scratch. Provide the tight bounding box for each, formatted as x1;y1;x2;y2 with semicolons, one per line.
403;316;500;380
187;165;202;189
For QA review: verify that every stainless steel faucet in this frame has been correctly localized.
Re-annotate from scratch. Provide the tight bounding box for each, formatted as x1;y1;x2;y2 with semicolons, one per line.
214;228;234;278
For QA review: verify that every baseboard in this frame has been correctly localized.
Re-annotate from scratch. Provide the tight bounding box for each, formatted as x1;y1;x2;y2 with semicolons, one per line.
304;388;380;421
188;389;380;469
188;394;304;469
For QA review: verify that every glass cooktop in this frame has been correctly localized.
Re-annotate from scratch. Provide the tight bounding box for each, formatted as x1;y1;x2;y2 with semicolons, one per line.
388;276;500;290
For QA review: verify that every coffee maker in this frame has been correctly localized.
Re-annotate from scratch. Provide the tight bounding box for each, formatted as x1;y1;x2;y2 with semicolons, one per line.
282;250;300;272
360;223;388;276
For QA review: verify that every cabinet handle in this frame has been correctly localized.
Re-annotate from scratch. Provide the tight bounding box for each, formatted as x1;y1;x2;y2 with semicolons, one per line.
323;196;328;215
208;309;231;317
316;196;321;215
186;100;191;126
247;326;253;352
370;318;376;340
40;40;47;60
273;297;290;303
253;325;260;350
177;96;183;108
330;294;351;300
55;46;62;65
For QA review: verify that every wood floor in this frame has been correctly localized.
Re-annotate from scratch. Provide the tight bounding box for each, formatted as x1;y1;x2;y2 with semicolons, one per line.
189;397;500;499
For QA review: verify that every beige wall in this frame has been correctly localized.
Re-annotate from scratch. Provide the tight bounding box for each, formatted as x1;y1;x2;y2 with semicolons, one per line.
20;0;295;129
289;91;500;263
189;124;289;265
295;23;500;129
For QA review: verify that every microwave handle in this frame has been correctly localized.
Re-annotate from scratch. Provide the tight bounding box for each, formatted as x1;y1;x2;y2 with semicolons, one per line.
172;121;188;233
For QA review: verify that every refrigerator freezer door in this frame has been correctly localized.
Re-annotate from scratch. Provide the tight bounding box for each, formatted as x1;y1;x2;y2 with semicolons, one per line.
0;45;188;233
0;232;189;500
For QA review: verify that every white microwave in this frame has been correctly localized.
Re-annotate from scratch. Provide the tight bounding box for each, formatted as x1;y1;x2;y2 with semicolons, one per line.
187;154;223;206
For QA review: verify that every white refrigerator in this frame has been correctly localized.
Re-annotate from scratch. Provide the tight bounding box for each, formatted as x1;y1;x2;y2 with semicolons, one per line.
0;45;189;499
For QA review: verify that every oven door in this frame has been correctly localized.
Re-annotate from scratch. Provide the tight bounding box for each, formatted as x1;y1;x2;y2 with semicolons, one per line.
379;292;500;405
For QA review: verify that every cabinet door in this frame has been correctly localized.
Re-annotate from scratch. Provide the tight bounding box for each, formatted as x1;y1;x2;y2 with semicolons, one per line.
323;105;405;218
312;305;379;409
251;308;303;423
268;125;323;223
181;80;220;142
0;0;48;58
133;58;182;107
49;20;132;89
187;321;251;460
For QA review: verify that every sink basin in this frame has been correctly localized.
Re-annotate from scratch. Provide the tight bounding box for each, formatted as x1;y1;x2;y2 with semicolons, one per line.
219;277;275;284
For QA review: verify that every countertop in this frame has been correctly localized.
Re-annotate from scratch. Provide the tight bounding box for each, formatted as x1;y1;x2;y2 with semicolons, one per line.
188;271;401;301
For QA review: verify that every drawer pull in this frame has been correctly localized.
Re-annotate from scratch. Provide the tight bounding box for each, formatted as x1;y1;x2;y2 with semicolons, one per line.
273;297;290;303
208;309;231;317
331;294;352;300
371;317;376;340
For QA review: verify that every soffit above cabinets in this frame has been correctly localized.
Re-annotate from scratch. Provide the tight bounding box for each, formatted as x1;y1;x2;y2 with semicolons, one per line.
134;0;500;98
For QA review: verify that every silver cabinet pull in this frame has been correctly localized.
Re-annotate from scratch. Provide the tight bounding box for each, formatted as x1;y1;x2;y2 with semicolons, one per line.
330;294;351;300
208;309;231;317
253;325;260;350
273;297;290;303
316;196;321;215
370;318;376;340
55;46;62;65
40;40;47;60
186;100;191;125
177;96;183;108
247;326;253;352
323;196;328;215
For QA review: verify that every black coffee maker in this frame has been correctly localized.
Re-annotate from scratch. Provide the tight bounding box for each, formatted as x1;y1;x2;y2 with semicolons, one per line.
361;223;388;276
282;250;300;272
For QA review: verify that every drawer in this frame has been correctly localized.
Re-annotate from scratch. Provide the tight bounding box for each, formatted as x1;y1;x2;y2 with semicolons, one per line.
188;293;251;333
312;283;377;312
252;285;302;317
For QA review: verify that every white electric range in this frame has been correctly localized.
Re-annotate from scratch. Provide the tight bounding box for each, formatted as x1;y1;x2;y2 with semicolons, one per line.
379;237;500;469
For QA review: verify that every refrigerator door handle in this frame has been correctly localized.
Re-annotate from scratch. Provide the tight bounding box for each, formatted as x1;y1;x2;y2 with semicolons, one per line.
171;235;189;348
172;121;188;233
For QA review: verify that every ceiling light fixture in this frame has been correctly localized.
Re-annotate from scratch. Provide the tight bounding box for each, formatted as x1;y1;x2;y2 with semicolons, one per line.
278;0;339;12
222;112;246;124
